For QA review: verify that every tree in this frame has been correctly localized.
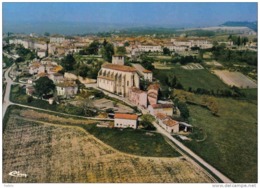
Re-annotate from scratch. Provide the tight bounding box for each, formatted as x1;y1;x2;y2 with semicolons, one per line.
78;64;90;78
60;54;76;71
81;98;97;117
163;47;171;55
124;41;130;47
116;46;126;55
178;102;190;120
34;76;55;98
101;42;114;62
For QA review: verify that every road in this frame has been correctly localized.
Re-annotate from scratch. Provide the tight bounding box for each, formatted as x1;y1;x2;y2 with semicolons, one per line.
3;65;15;117
85;83;233;183
151;121;233;183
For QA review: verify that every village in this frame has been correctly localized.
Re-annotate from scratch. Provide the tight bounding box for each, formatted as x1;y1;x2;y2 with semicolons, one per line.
2;20;257;183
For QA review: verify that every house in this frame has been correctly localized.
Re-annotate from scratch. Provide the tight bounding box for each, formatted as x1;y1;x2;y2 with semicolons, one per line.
155;113;179;133
132;64;153;82
26;86;35;96
49;73;64;83
147;83;160;105
56;80;78;98
50;35;65;44
148;103;173;116
97;55;140;97
138;45;162;52
29;62;45;75
114;113;138;129
128;87;147;108
37;50;46;58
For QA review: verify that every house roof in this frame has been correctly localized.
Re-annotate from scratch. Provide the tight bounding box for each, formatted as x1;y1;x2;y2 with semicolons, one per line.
155;113;169;120
147;83;160;91
129;87;146;94
102;63;136;72
143;69;152;73
56;81;77;87
163;119;179;127
151;103;173;109
114;113;138;120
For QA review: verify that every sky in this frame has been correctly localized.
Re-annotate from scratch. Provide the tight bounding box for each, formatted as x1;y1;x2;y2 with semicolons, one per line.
2;2;258;34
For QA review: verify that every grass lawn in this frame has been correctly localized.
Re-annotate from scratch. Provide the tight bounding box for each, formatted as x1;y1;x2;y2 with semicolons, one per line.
184;97;257;183
10;84;85;116
154;67;230;91
82;124;181;157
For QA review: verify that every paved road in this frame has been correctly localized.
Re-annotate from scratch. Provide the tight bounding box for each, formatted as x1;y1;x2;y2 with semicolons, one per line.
84;83;233;183
151;121;233;183
3;65;15;117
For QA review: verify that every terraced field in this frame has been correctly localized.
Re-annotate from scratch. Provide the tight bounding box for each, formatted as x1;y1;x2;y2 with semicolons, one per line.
3;107;213;183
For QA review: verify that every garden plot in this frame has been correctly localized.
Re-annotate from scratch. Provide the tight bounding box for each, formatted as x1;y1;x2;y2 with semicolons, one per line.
205;61;223;67
3;109;213;183
213;70;257;88
93;98;134;113
182;63;204;70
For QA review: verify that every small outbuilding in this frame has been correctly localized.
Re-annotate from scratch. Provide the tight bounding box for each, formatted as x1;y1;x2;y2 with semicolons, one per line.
114;113;138;129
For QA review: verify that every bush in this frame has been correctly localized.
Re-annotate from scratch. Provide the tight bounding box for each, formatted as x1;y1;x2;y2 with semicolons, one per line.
27;96;33;103
142;120;156;131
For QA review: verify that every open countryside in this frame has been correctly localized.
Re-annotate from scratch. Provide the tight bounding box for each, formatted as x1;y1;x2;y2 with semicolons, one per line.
3;107;212;183
213;70;257;88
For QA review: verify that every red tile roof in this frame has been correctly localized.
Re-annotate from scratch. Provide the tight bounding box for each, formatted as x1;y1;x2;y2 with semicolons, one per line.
102;63;136;72
114;113;138;120
143;69;152;73
163;119;179;127
151;103;173;109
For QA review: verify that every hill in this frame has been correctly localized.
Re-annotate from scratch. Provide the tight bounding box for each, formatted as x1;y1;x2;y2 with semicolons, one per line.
220;21;257;32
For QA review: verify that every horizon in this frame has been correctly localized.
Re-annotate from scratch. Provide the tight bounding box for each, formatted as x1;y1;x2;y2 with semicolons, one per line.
3;2;258;35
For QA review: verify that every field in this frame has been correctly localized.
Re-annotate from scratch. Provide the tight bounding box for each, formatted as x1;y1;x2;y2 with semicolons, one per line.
213;70;257;88
182;63;204;70
154;67;229;91
3;107;213;183
183;97;257;183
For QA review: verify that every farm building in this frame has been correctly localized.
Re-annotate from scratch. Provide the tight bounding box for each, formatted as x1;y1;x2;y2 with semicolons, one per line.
114;113;138;129
148;103;173;116
156;113;179;133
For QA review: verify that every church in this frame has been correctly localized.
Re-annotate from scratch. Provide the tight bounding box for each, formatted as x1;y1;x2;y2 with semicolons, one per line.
97;55;140;97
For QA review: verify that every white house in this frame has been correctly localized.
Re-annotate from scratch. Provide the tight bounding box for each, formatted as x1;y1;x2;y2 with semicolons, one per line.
49;73;64;83
50;36;65;44
29;62;45;75
114;113;138;129
148;103;173;116
37;50;46;58
138;45;162;52
155;113;179;133
56;80;78;98
132;63;153;82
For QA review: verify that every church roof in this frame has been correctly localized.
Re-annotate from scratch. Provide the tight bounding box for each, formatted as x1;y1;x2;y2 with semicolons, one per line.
102;63;136;72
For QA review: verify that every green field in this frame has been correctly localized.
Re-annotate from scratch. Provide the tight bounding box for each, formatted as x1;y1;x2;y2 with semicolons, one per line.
154;67;229;91
83;124;181;157
183;97;257;182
